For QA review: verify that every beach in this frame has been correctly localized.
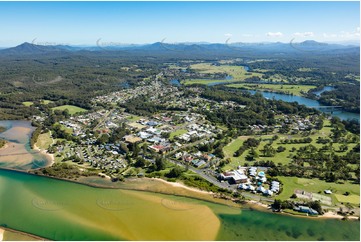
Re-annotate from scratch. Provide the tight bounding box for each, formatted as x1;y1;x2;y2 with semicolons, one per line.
0;228;4;241
152;177;214;194
33;143;55;168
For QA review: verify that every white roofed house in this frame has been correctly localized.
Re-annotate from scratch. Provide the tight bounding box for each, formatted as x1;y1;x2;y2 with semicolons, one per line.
257;186;266;193
264;189;273;196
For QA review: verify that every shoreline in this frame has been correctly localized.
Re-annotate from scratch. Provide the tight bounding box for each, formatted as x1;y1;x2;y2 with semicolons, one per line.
151;177;214;195
0;143;8;151
33;143;55;167
0;226;49;241
1;167;358;221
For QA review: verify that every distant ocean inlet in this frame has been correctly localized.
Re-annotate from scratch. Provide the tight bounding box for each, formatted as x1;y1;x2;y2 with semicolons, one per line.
0;120;360;241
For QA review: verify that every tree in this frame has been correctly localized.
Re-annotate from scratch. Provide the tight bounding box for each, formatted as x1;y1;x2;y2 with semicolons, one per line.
308;200;323;214
166;167;183;178
315;119;324;130
263;144;276;157
155;156;165;171
272;199;281;210
97;134;109;144
134;157;146;168
132;143;140;158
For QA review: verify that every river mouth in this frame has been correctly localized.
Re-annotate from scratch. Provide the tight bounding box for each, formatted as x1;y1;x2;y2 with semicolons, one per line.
0;168;359;241
0;120;52;170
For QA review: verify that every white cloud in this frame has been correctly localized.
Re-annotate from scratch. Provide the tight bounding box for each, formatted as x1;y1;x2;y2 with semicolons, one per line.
224;33;233;38
242;34;254;37
266;32;283;37
322;27;360;40
322;33;338;38
293;32;314;37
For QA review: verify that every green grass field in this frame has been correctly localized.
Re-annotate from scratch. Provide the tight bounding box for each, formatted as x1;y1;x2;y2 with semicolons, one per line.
22;101;34;107
276;176;360;205
35;132;53;150
169;129;187;141
183;63;263;85
226;83;316;96
52;105;87;115
126;115;142;122
334;194;360;204
222;120;357;170
41;99;53;104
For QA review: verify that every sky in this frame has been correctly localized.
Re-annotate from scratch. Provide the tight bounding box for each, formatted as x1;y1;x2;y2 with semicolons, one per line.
0;1;359;47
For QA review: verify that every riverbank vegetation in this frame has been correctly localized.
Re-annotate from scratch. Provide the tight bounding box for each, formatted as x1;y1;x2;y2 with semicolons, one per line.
226;83;316;96
0;139;6;148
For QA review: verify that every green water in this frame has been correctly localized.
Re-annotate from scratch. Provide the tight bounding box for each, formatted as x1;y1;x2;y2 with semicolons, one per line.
0;120;360;240
217;210;359;241
0;169;359;241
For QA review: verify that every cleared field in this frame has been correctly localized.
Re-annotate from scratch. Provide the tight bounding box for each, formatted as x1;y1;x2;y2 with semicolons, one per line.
35;132;52;150
170;129;187;140
334;194;360;204
22;101;34;107
276;176;360;205
183;63;263;85
52;105;87;115
41;99;53;104
226;83;316;96
264;74;289;83
126;115;141;122
297;68;317;72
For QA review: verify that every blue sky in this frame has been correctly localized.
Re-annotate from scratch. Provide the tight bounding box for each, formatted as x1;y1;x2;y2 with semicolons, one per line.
0;1;359;46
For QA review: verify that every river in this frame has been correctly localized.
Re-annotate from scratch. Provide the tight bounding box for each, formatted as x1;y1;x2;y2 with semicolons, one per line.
0;120;52;170
0;120;359;240
247;90;359;121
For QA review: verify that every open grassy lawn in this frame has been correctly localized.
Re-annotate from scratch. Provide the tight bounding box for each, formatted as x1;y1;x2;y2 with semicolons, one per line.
183;63;263;85
276;176;360;205
52;105;87;115
170;129;187;140
222;121;357;171
126;115;142;122
35;132;53;150
265;74;289;83
334;194;360;204
22;101;34;107
41;99;53;105
226;83;316;96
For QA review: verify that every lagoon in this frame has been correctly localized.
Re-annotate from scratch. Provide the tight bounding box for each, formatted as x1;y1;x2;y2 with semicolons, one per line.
0;120;51;170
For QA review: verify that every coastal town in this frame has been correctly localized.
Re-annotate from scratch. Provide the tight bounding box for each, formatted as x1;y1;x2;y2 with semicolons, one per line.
0;1;359;241
19;69;358;220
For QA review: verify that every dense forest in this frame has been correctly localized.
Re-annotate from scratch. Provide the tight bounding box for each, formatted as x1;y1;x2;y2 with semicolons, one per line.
0;42;359;120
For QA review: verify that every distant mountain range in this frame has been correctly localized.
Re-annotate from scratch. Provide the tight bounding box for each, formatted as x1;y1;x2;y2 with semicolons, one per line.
0;40;359;57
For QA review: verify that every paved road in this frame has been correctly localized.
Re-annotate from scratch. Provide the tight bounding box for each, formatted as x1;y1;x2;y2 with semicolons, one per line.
167;156;275;202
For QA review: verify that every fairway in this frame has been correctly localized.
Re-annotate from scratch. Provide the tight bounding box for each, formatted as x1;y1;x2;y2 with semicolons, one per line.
226;83;316;96
52;105;87;115
22;101;34;107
